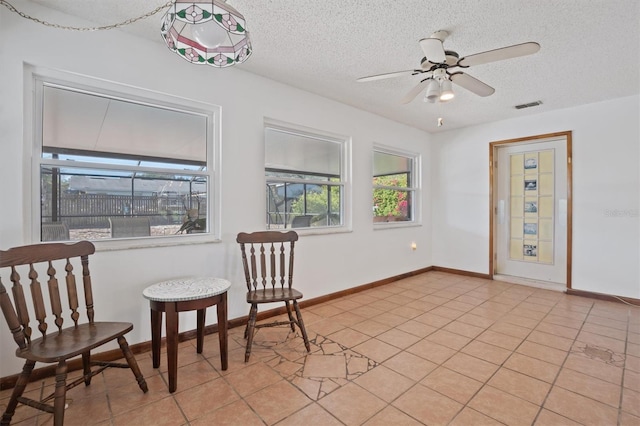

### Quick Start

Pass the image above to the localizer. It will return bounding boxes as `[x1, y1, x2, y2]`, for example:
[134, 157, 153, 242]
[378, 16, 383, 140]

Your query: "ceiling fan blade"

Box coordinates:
[400, 78, 432, 104]
[357, 69, 419, 82]
[450, 72, 495, 97]
[419, 37, 446, 63]
[458, 42, 540, 67]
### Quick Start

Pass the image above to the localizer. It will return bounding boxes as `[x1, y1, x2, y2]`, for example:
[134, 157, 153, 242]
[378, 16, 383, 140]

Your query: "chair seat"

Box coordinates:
[16, 322, 133, 363]
[247, 288, 303, 303]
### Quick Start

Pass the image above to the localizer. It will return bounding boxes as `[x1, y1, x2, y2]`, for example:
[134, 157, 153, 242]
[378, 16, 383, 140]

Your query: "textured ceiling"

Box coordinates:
[22, 0, 640, 133]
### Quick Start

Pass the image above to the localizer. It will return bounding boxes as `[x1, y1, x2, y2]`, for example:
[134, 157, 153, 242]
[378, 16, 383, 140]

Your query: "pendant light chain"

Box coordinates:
[0, 0, 174, 31]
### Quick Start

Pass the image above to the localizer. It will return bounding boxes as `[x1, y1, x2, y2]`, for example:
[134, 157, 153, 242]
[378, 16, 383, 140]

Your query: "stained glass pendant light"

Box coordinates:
[161, 0, 252, 68]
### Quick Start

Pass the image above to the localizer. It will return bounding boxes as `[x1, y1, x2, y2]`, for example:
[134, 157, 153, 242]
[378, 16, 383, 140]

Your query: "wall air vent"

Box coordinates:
[515, 101, 543, 110]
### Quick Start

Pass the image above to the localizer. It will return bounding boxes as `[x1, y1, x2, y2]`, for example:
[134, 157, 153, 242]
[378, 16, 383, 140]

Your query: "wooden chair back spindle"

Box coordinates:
[238, 232, 297, 293]
[9, 267, 31, 344]
[27, 263, 48, 337]
[81, 254, 95, 324]
[65, 258, 80, 326]
[46, 260, 64, 332]
[259, 243, 267, 289]
[0, 278, 27, 349]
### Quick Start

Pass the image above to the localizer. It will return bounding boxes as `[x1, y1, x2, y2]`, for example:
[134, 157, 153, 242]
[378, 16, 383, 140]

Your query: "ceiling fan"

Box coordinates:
[357, 31, 540, 104]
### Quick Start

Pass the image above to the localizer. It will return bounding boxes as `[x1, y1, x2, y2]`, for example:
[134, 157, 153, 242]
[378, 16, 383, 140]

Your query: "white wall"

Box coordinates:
[432, 95, 640, 298]
[0, 2, 433, 376]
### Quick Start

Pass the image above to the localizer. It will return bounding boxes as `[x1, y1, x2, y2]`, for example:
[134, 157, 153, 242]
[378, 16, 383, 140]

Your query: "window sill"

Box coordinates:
[92, 233, 221, 252]
[373, 221, 422, 230]
[273, 226, 353, 237]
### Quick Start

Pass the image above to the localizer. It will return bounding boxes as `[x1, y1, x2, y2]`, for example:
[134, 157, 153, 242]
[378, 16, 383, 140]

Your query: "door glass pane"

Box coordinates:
[509, 150, 554, 264]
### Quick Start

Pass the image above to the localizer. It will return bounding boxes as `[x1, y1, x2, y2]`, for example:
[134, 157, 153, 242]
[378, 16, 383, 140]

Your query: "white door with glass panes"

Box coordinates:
[495, 137, 568, 285]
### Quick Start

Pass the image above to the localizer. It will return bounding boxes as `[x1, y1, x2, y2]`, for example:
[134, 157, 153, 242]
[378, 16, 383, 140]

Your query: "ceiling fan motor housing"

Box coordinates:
[422, 51, 460, 71]
[433, 68, 448, 82]
[430, 30, 449, 42]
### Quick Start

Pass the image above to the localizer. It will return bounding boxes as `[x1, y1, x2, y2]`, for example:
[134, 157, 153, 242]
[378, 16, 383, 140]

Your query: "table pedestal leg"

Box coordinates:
[196, 308, 205, 354]
[151, 309, 162, 368]
[217, 292, 228, 370]
[165, 302, 179, 393]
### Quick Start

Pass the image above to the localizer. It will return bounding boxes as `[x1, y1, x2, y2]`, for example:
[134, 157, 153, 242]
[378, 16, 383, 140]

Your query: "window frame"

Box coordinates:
[27, 67, 222, 249]
[264, 118, 351, 234]
[372, 144, 421, 228]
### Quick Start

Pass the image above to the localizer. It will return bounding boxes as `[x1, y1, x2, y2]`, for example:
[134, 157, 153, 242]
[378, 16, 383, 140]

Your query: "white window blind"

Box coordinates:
[42, 85, 207, 164]
[265, 127, 341, 176]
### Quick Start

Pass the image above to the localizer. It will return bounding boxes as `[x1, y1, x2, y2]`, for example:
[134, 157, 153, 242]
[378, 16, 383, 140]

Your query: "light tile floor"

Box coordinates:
[2, 271, 639, 425]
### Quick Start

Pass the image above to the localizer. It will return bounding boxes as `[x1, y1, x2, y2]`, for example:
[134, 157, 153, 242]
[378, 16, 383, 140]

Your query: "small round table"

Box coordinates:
[142, 277, 231, 393]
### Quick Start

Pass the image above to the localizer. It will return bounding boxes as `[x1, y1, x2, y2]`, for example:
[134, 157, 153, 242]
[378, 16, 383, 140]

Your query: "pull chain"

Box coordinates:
[0, 0, 174, 32]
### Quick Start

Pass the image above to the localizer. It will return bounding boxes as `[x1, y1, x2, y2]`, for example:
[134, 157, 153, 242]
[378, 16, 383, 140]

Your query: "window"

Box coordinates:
[33, 75, 219, 243]
[373, 147, 420, 224]
[265, 121, 349, 230]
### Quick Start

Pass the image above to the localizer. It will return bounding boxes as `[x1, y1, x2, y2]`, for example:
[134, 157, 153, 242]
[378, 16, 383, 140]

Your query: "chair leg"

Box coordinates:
[117, 336, 148, 393]
[293, 300, 310, 352]
[53, 361, 68, 426]
[1, 360, 35, 426]
[82, 352, 92, 386]
[245, 304, 258, 362]
[284, 301, 296, 332]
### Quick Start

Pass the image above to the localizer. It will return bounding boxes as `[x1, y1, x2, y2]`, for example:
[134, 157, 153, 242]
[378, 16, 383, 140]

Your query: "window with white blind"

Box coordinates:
[373, 147, 420, 224]
[265, 121, 349, 230]
[32, 73, 219, 244]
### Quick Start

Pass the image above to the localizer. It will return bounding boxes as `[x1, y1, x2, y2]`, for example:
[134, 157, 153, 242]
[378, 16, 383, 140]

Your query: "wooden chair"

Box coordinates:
[236, 231, 310, 362]
[0, 241, 147, 426]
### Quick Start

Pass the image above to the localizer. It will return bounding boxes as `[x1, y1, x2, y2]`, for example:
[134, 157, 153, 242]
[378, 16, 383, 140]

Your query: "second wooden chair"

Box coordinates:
[236, 231, 311, 362]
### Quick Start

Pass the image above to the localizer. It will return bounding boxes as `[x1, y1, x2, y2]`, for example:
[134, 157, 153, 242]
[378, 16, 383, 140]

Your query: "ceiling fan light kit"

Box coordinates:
[423, 68, 455, 103]
[358, 29, 540, 106]
[439, 79, 455, 101]
[425, 79, 441, 103]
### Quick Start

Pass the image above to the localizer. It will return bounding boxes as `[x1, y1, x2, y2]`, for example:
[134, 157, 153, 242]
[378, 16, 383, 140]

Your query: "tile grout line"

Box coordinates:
[301, 279, 477, 425]
[100, 370, 115, 425]
[341, 279, 465, 425]
[528, 294, 595, 424]
[616, 307, 631, 425]
[213, 333, 335, 426]
[418, 282, 589, 425]
[413, 279, 524, 424]
[363, 279, 532, 424]
[433, 281, 545, 424]
[532, 299, 631, 423]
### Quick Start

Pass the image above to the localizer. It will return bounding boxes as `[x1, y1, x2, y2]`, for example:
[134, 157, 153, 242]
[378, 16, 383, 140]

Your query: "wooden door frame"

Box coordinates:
[489, 131, 573, 289]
